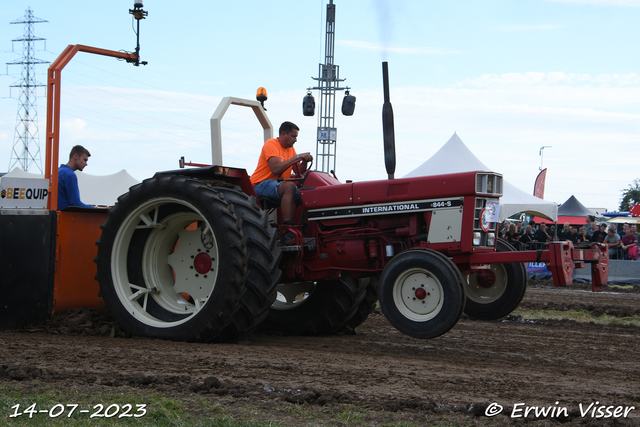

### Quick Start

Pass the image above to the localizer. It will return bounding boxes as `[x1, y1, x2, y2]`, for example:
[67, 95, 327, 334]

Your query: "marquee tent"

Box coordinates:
[558, 195, 593, 217]
[74, 170, 139, 206]
[555, 195, 595, 225]
[1, 168, 139, 207]
[403, 133, 558, 222]
[533, 195, 605, 225]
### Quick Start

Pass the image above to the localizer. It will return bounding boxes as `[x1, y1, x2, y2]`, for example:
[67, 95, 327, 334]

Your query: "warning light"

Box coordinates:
[256, 87, 267, 110]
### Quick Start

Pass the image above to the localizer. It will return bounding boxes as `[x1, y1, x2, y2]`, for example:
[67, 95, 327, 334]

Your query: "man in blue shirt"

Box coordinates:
[58, 145, 93, 210]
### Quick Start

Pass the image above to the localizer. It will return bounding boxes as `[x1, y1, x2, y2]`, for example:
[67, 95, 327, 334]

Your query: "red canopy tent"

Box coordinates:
[532, 195, 593, 226]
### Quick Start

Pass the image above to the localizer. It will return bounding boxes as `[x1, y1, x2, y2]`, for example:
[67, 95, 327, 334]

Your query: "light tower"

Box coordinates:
[7, 8, 49, 173]
[303, 0, 355, 175]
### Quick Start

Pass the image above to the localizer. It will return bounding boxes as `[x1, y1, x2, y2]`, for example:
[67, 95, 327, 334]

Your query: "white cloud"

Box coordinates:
[496, 24, 563, 31]
[337, 40, 463, 55]
[60, 118, 88, 141]
[459, 71, 640, 87]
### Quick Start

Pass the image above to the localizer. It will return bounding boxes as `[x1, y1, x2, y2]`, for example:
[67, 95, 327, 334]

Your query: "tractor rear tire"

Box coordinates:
[211, 186, 281, 342]
[379, 249, 465, 339]
[259, 273, 363, 335]
[339, 277, 379, 334]
[95, 175, 248, 342]
[463, 239, 527, 320]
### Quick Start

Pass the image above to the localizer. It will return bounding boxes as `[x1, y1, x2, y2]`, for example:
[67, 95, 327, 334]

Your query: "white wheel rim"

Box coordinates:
[271, 281, 315, 311]
[465, 264, 507, 304]
[392, 267, 444, 322]
[111, 197, 219, 328]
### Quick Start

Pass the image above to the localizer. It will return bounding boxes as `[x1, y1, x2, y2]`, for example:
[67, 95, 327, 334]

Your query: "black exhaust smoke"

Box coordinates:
[382, 62, 396, 180]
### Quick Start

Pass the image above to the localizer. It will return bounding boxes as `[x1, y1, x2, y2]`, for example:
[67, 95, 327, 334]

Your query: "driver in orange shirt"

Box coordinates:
[250, 121, 313, 241]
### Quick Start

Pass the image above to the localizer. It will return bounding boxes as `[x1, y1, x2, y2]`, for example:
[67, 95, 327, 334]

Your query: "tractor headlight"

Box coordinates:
[473, 232, 481, 246]
[487, 232, 496, 247]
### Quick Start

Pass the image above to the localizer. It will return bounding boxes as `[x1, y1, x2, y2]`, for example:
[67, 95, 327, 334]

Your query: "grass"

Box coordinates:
[278, 402, 321, 421]
[334, 404, 368, 425]
[0, 385, 279, 427]
[381, 422, 419, 427]
[0, 384, 458, 427]
[512, 308, 640, 327]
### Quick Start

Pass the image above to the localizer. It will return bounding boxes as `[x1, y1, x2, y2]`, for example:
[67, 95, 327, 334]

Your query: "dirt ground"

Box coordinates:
[2, 281, 640, 426]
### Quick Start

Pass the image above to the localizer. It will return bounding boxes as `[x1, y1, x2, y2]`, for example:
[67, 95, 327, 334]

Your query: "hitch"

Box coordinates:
[547, 241, 609, 291]
[453, 241, 610, 292]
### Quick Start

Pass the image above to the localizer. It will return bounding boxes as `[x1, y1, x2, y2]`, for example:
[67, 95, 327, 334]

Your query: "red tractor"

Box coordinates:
[91, 140, 608, 342]
[1, 43, 609, 343]
[91, 63, 609, 342]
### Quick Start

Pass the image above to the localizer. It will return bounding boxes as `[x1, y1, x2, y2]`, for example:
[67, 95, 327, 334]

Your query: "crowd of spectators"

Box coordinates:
[498, 216, 638, 260]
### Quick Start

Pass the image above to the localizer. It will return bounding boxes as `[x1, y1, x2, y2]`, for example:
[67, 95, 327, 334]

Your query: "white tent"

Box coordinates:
[1, 168, 41, 179]
[1, 168, 139, 207]
[404, 133, 558, 222]
[75, 170, 139, 206]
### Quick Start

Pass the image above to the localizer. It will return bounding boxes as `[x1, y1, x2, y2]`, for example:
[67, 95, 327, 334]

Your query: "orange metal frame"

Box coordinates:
[44, 45, 138, 313]
[53, 210, 109, 313]
[45, 45, 137, 210]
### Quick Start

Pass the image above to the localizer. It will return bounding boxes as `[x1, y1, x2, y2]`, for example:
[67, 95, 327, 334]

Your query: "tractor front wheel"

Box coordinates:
[379, 249, 465, 339]
[463, 239, 527, 320]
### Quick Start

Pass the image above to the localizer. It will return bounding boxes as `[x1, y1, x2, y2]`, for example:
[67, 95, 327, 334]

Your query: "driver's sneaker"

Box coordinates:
[279, 229, 296, 246]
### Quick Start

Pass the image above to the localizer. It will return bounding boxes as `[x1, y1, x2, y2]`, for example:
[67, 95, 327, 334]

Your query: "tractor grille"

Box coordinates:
[476, 173, 503, 197]
[473, 198, 496, 247]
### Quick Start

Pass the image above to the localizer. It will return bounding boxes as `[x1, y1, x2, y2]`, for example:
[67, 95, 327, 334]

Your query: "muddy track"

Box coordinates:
[1, 282, 639, 426]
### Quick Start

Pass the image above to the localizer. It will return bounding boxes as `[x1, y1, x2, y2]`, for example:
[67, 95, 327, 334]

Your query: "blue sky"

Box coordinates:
[1, 0, 639, 212]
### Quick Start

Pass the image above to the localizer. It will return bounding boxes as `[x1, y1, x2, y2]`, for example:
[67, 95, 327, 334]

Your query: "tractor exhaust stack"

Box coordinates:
[382, 61, 396, 180]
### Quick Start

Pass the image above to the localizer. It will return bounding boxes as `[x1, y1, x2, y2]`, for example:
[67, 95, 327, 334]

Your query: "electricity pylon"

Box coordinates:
[7, 8, 49, 173]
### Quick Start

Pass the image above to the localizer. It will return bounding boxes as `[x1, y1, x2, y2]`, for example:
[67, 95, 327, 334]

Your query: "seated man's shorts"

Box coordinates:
[254, 179, 302, 205]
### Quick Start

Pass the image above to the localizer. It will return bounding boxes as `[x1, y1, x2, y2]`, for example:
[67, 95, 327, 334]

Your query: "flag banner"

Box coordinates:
[533, 168, 547, 199]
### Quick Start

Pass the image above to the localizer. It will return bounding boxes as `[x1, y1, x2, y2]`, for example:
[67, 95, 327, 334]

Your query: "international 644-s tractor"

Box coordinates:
[0, 42, 609, 343]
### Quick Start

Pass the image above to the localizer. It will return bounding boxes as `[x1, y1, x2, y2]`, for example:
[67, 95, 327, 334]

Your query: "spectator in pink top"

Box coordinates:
[621, 228, 638, 260]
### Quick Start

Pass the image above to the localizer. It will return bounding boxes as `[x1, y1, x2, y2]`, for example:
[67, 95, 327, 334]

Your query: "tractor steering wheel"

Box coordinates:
[291, 157, 312, 176]
[292, 158, 313, 188]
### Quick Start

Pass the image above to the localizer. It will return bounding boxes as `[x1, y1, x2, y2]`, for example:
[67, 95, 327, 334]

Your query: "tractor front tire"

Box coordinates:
[379, 249, 465, 339]
[463, 239, 527, 320]
[95, 175, 247, 342]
